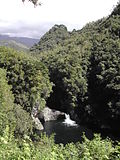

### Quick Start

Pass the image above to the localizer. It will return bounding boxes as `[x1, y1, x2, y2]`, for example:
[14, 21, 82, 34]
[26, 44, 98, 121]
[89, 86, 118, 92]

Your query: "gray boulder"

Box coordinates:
[31, 115, 44, 130]
[31, 103, 44, 130]
[39, 107, 65, 122]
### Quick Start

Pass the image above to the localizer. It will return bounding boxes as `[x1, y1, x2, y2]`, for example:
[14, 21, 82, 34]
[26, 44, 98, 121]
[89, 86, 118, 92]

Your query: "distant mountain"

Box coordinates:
[0, 34, 39, 48]
[0, 40, 29, 52]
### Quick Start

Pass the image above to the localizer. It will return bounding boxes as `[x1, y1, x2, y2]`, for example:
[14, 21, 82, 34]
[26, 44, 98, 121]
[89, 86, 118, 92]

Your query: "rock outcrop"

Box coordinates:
[31, 103, 44, 130]
[31, 115, 44, 130]
[39, 107, 65, 122]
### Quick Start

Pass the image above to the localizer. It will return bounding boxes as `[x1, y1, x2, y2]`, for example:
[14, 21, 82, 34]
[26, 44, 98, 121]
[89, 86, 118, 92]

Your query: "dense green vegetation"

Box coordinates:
[0, 2, 120, 159]
[31, 3, 120, 131]
[0, 68, 15, 135]
[0, 68, 120, 159]
[0, 128, 120, 160]
[0, 46, 52, 136]
[0, 47, 52, 112]
[0, 68, 33, 136]
[30, 24, 70, 52]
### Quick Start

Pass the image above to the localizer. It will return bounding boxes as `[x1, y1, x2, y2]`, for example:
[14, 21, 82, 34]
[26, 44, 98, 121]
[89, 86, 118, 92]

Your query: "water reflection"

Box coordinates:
[43, 120, 93, 144]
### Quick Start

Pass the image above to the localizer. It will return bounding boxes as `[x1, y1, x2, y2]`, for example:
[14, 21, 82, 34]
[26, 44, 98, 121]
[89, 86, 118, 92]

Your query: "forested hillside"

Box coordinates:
[30, 3, 120, 132]
[0, 2, 120, 159]
[30, 24, 70, 52]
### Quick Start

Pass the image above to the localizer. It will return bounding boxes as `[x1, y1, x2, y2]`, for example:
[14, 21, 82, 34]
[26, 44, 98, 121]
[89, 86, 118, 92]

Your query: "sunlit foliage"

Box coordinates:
[0, 47, 52, 112]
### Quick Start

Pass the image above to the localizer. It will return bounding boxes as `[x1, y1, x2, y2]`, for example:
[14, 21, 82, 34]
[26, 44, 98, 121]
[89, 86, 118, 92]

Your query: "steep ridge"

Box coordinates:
[30, 24, 70, 52]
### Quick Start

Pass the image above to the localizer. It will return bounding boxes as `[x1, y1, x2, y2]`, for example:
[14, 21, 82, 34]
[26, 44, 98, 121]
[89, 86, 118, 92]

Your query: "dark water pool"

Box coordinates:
[43, 120, 93, 144]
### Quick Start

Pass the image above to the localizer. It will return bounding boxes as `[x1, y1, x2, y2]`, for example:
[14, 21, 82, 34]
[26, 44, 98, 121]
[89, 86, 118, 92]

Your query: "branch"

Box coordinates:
[22, 0, 41, 6]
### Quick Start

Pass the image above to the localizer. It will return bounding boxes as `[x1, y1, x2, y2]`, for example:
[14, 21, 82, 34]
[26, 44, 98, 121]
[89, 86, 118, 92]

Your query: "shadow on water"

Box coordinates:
[42, 120, 93, 145]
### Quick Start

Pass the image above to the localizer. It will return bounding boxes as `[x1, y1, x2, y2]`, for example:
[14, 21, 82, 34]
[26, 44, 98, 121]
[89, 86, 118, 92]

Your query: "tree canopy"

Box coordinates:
[0, 47, 52, 112]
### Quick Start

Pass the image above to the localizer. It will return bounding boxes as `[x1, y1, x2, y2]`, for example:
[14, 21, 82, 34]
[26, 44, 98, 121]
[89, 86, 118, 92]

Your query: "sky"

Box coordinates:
[0, 0, 118, 39]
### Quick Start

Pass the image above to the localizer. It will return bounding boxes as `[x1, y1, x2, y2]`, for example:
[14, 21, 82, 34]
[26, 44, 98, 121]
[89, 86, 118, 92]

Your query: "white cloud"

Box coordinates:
[0, 0, 118, 38]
